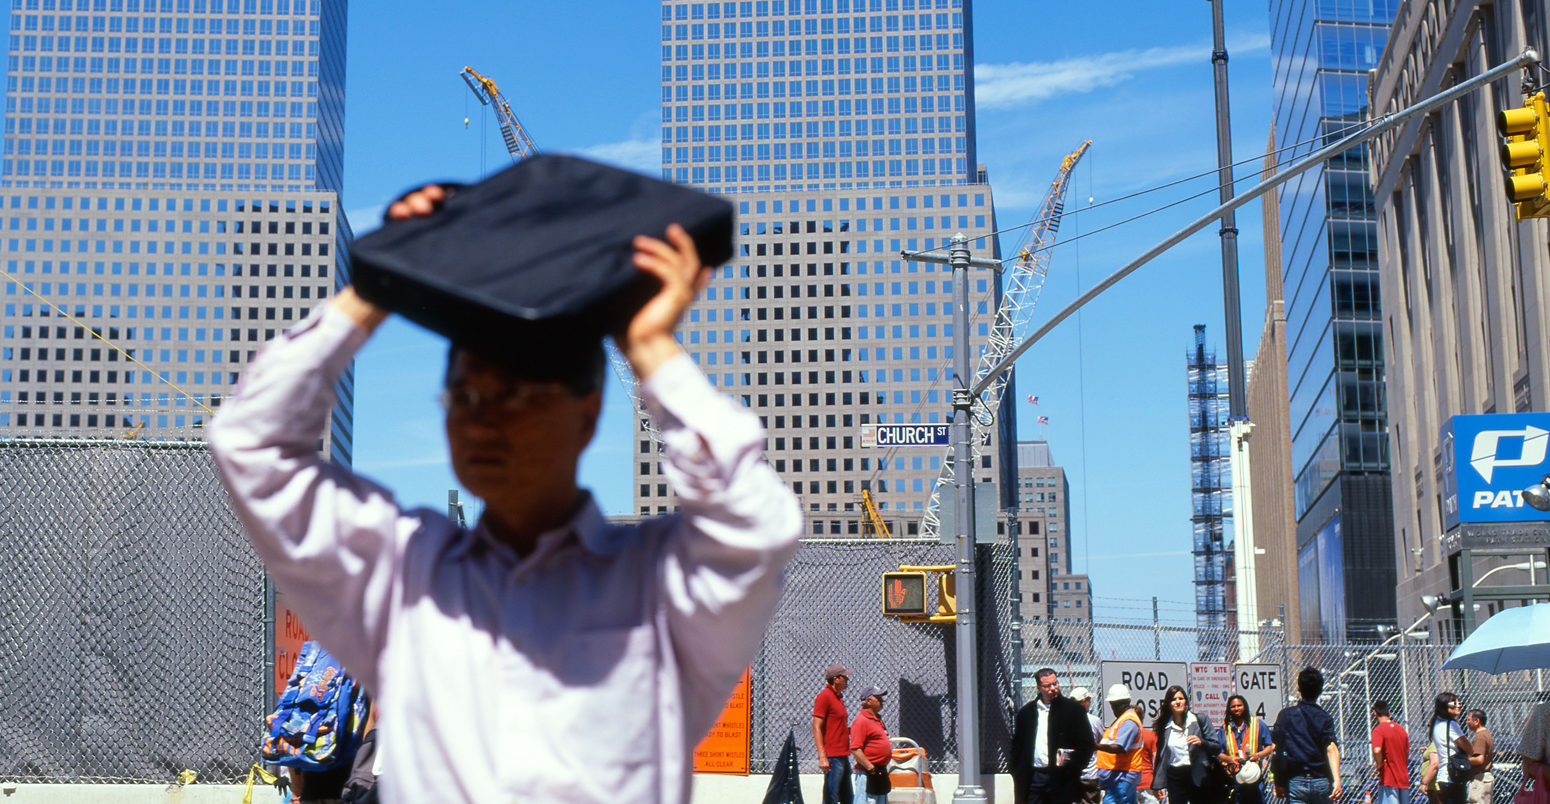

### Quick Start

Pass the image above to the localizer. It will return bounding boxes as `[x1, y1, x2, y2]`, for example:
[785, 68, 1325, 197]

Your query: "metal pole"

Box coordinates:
[1208, 0, 1246, 420]
[966, 49, 1539, 401]
[898, 235, 999, 804]
[1153, 596, 1161, 660]
[948, 233, 988, 803]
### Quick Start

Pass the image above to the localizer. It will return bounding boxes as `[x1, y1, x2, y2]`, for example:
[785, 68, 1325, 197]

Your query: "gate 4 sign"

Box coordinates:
[1099, 660, 1187, 725]
[1233, 664, 1283, 725]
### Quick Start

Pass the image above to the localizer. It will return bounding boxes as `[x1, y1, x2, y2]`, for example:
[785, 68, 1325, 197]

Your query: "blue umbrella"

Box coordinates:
[1441, 603, 1550, 673]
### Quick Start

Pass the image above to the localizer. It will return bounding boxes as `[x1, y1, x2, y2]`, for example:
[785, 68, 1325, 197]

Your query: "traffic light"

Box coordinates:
[882, 572, 927, 616]
[1497, 91, 1550, 219]
[935, 572, 957, 618]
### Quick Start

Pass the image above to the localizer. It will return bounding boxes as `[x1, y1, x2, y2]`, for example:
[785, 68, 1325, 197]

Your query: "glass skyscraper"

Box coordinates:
[647, 0, 1010, 534]
[0, 0, 353, 461]
[1269, 0, 1399, 642]
[1187, 325, 1234, 658]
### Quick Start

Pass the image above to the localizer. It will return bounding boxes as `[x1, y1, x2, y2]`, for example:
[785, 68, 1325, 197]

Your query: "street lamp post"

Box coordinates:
[900, 233, 1000, 804]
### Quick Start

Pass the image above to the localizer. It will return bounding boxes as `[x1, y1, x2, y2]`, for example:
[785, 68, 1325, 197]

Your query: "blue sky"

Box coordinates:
[333, 1, 1281, 626]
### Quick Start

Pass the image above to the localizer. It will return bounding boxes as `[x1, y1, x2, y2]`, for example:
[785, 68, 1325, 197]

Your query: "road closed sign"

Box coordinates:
[1233, 663, 1284, 725]
[1099, 660, 1187, 725]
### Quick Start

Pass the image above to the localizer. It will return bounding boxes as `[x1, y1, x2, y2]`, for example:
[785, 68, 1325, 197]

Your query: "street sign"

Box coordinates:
[1189, 662, 1233, 718]
[1233, 663, 1283, 724]
[1099, 660, 1187, 725]
[861, 423, 951, 448]
[1443, 413, 1550, 529]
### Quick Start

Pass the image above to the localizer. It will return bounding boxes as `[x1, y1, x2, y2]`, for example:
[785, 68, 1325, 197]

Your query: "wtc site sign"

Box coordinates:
[1098, 660, 1282, 726]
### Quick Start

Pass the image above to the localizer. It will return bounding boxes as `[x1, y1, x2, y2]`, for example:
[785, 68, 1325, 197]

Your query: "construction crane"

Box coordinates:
[460, 65, 662, 450]
[861, 487, 892, 539]
[916, 140, 1092, 542]
[460, 66, 538, 163]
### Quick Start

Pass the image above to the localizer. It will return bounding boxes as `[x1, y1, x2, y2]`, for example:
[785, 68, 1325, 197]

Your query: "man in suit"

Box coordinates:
[1012, 668, 1098, 804]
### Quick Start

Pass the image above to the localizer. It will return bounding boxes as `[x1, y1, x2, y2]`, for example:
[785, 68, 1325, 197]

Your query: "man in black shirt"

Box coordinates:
[1271, 667, 1343, 804]
[1012, 668, 1098, 804]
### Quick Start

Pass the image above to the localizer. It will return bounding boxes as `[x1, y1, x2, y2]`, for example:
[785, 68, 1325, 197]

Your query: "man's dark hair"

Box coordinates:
[1297, 666, 1324, 701]
[1468, 708, 1487, 727]
[1372, 700, 1390, 717]
[1035, 667, 1058, 683]
[444, 342, 607, 396]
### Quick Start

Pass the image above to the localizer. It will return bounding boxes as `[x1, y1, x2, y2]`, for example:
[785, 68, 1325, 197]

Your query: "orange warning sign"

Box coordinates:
[274, 593, 312, 694]
[693, 668, 751, 775]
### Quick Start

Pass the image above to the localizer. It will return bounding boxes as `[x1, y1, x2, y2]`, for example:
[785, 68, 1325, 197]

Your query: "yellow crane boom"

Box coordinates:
[461, 65, 538, 162]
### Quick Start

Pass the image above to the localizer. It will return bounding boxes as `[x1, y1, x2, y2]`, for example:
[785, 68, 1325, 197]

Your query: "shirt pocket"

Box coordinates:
[556, 624, 659, 766]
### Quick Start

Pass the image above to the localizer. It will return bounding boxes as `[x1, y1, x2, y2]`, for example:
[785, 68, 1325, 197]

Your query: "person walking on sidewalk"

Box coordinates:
[1429, 693, 1474, 804]
[1270, 668, 1341, 804]
[1095, 684, 1144, 804]
[1136, 703, 1160, 804]
[1220, 695, 1273, 804]
[1370, 700, 1410, 804]
[1012, 669, 1098, 804]
[1463, 709, 1493, 804]
[1150, 685, 1223, 804]
[850, 685, 892, 804]
[1074, 687, 1105, 804]
[813, 663, 853, 804]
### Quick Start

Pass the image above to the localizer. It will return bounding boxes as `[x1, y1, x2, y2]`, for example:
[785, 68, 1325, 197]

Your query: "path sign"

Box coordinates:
[861, 423, 951, 448]
[1189, 662, 1234, 719]
[1099, 660, 1187, 725]
[1233, 663, 1283, 724]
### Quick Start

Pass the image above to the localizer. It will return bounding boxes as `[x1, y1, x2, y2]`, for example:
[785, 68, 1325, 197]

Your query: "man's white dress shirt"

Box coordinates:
[209, 304, 802, 803]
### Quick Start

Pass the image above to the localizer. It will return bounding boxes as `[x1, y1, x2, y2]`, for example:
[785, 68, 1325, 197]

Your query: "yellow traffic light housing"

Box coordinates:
[883, 565, 957, 623]
[882, 572, 927, 617]
[1498, 92, 1550, 219]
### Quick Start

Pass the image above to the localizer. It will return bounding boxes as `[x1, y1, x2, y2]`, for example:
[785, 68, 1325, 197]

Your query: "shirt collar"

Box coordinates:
[448, 492, 612, 564]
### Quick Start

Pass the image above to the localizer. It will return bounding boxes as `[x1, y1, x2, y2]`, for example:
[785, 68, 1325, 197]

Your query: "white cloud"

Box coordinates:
[975, 32, 1271, 111]
[579, 137, 662, 174]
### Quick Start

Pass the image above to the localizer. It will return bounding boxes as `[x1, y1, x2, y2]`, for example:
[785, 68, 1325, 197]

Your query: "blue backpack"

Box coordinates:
[261, 641, 368, 771]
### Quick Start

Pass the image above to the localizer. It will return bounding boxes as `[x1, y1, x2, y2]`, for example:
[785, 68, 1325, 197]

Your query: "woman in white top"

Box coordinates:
[1429, 692, 1476, 804]
[1150, 685, 1224, 804]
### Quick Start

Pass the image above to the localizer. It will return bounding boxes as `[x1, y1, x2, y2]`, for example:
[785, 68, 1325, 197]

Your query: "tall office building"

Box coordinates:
[1268, 0, 1399, 642]
[1369, 0, 1550, 635]
[0, 0, 353, 461]
[648, 0, 1006, 531]
[1187, 325, 1235, 658]
[1246, 131, 1300, 642]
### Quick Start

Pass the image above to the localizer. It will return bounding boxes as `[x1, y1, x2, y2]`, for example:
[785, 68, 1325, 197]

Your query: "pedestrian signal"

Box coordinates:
[882, 572, 927, 617]
[1498, 91, 1550, 219]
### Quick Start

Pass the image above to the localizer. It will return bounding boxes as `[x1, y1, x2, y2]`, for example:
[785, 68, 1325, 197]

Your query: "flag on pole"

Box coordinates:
[1037, 415, 1049, 425]
[1027, 394, 1039, 405]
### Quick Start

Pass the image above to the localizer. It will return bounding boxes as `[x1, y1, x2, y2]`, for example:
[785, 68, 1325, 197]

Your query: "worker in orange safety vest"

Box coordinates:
[1096, 684, 1145, 804]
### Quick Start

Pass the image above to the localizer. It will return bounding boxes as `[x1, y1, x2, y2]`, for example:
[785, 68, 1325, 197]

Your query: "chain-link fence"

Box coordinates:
[1024, 618, 1549, 804]
[750, 538, 1020, 775]
[0, 438, 265, 784]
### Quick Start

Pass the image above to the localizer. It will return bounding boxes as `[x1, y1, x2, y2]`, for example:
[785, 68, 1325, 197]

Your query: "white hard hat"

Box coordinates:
[1106, 683, 1131, 702]
[1070, 686, 1093, 702]
[1235, 760, 1262, 785]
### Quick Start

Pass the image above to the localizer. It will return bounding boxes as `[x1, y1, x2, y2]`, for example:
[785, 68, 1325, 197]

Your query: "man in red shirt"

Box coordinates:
[851, 685, 893, 804]
[1371, 699, 1411, 804]
[812, 663, 852, 804]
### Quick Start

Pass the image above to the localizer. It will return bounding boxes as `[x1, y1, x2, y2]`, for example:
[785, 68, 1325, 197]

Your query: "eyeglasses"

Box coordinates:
[437, 383, 567, 417]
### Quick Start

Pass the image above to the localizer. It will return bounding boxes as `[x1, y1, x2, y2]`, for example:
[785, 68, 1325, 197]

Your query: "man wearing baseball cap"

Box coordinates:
[1096, 684, 1144, 804]
[812, 664, 852, 804]
[1072, 687, 1104, 804]
[851, 685, 893, 804]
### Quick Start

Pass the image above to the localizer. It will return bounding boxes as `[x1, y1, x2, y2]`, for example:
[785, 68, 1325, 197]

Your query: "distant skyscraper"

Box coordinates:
[1012, 440, 1091, 661]
[1268, 0, 1399, 642]
[0, 0, 353, 461]
[1188, 325, 1235, 658]
[648, 0, 1008, 532]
